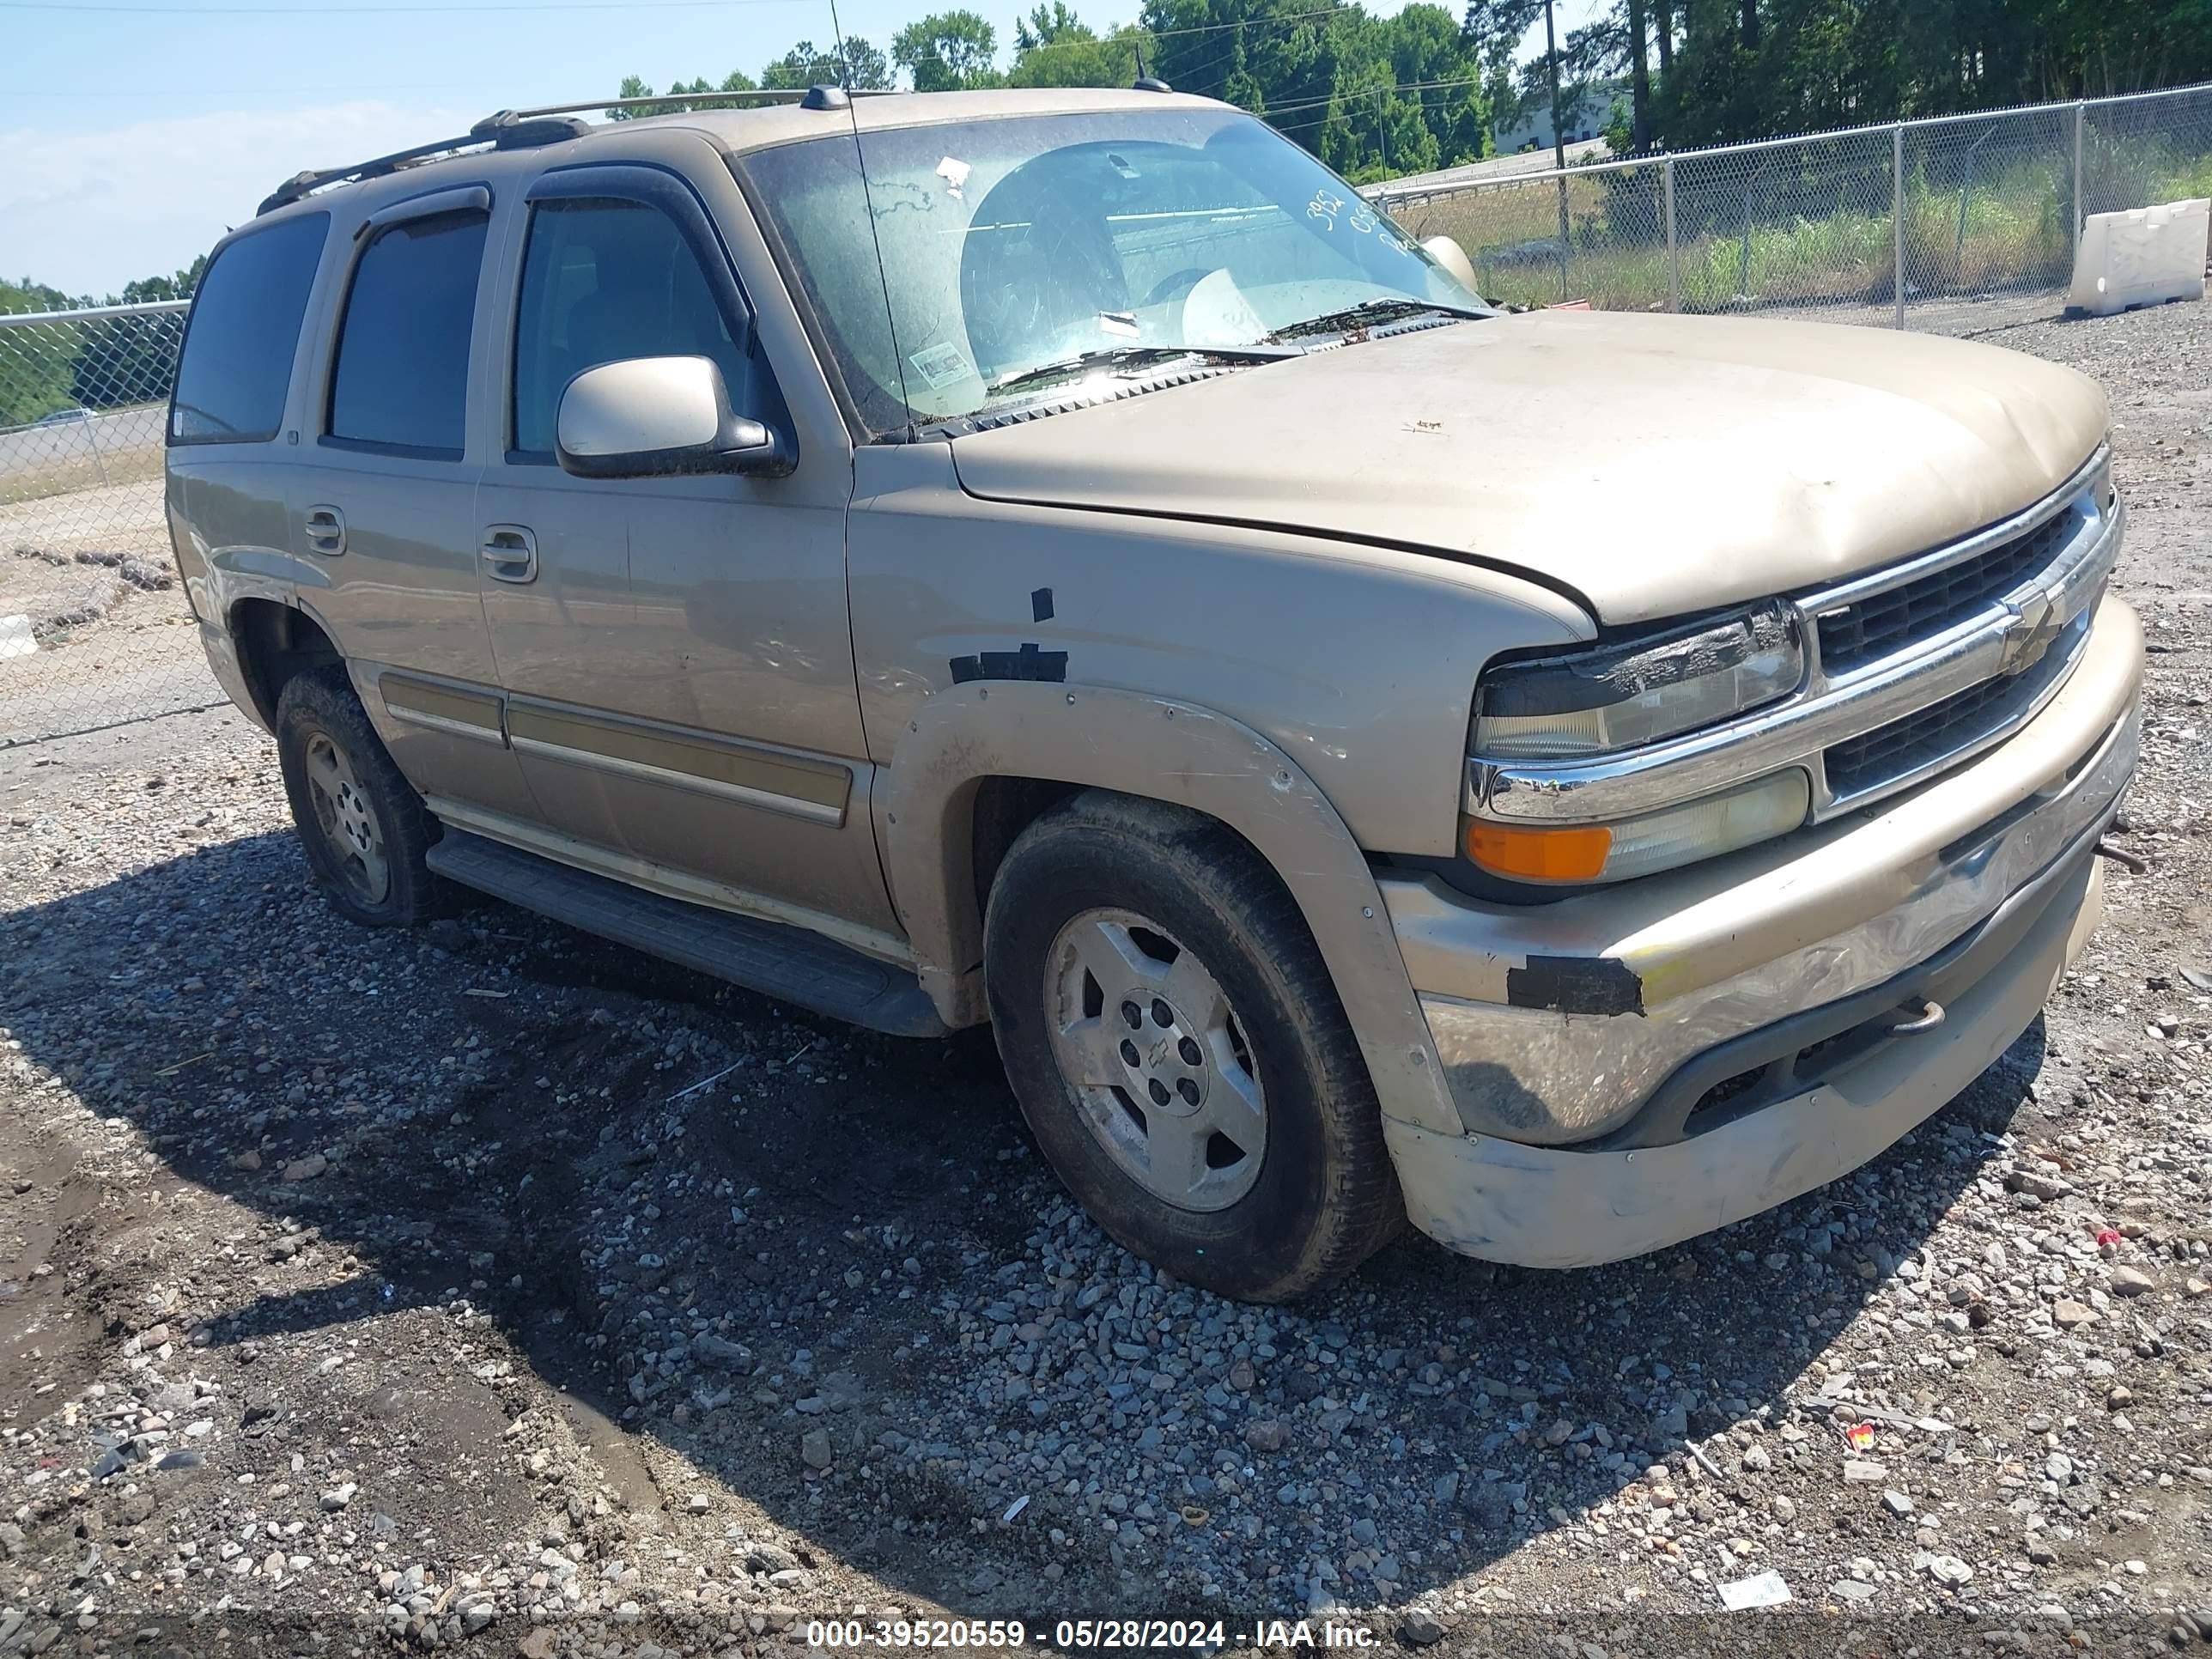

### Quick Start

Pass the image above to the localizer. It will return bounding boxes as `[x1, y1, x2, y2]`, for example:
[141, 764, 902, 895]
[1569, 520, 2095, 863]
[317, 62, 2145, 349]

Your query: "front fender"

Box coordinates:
[878, 681, 1464, 1137]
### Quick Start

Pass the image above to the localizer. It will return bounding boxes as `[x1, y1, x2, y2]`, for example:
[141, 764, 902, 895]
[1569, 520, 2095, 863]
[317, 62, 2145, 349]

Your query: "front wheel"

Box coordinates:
[984, 792, 1401, 1303]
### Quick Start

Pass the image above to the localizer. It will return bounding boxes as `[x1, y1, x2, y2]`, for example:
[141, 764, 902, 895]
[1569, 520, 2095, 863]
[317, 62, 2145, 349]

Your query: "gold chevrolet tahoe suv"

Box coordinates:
[165, 86, 2141, 1303]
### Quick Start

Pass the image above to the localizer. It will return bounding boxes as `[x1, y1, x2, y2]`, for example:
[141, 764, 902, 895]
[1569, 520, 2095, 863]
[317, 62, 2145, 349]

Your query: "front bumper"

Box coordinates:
[1376, 594, 2142, 1266]
[1386, 845, 2103, 1267]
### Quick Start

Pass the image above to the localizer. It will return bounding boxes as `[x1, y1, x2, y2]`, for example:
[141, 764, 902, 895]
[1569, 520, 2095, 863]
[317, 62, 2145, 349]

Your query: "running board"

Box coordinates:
[424, 830, 947, 1039]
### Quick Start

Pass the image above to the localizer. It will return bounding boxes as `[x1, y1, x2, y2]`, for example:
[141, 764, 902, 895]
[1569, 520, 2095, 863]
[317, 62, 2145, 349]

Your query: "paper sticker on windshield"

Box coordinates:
[935, 155, 972, 198]
[908, 342, 973, 391]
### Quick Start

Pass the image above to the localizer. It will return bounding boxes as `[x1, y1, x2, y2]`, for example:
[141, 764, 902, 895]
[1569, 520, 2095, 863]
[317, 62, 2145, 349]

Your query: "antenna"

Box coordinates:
[830, 0, 915, 438]
[1132, 38, 1170, 92]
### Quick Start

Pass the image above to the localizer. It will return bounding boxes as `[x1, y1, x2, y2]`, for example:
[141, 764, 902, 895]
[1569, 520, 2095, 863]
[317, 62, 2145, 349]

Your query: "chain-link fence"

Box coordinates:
[1370, 80, 2212, 333]
[0, 301, 218, 745]
[2, 81, 2209, 747]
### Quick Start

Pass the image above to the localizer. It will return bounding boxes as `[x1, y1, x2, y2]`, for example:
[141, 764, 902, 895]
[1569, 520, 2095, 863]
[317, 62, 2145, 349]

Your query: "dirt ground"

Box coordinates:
[2, 295, 2209, 1659]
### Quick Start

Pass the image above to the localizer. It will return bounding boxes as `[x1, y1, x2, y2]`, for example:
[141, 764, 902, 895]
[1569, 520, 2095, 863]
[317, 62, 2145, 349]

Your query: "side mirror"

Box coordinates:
[1421, 234, 1481, 295]
[556, 356, 790, 480]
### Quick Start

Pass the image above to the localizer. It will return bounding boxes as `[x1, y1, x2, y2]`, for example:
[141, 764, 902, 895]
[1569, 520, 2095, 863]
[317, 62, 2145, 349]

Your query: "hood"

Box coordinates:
[947, 309, 2108, 626]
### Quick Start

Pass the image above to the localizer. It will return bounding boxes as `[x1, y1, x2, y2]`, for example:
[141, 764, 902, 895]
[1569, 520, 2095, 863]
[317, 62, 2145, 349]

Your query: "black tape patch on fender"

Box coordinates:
[949, 643, 1069, 684]
[1505, 955, 1645, 1017]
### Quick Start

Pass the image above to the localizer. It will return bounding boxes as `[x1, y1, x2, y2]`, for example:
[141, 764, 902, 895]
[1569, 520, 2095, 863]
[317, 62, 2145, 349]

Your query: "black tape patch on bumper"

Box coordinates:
[1506, 954, 1644, 1017]
[950, 643, 1069, 684]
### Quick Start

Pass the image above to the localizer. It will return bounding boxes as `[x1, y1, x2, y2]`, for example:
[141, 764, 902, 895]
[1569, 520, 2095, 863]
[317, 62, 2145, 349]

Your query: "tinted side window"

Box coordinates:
[327, 210, 489, 456]
[169, 212, 329, 444]
[511, 198, 748, 456]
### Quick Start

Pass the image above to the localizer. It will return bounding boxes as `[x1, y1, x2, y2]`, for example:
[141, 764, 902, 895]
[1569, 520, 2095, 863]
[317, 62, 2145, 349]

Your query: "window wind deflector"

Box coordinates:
[988, 343, 1296, 397]
[1261, 295, 1487, 344]
[360, 184, 493, 237]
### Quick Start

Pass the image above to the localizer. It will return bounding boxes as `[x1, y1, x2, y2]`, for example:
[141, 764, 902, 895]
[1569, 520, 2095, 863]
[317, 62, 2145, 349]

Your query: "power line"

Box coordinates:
[1024, 3, 1351, 57]
[1261, 70, 1484, 117]
[1158, 9, 1361, 104]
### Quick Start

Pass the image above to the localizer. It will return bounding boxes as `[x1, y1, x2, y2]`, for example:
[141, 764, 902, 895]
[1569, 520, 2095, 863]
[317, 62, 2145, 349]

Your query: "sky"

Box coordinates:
[0, 0, 1604, 299]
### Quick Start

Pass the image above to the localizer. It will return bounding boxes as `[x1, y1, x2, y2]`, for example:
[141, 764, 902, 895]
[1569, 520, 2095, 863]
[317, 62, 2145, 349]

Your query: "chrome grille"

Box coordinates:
[1824, 607, 2087, 799]
[1813, 509, 2073, 674]
[1826, 672, 2023, 797]
[1465, 447, 2121, 837]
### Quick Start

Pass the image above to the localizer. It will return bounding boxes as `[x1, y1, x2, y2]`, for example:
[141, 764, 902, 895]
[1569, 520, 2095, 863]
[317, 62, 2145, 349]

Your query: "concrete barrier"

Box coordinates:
[2067, 198, 2210, 317]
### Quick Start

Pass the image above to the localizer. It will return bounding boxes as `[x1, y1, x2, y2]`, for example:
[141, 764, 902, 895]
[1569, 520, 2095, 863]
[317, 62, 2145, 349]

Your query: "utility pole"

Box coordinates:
[1626, 0, 1650, 152]
[1544, 0, 1571, 295]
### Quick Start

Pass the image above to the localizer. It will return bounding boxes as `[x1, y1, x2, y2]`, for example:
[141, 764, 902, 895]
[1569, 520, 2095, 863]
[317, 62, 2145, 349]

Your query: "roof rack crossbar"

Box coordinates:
[257, 110, 590, 216]
[511, 87, 898, 121]
[256, 82, 904, 216]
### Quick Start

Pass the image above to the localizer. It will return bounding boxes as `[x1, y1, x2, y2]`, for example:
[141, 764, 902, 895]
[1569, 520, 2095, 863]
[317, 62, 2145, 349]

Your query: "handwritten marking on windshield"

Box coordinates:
[1306, 187, 1346, 229]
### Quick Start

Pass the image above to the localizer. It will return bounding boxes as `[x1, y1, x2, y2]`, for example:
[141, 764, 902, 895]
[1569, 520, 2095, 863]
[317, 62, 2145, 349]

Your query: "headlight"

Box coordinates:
[1474, 602, 1804, 760]
[1464, 769, 1811, 884]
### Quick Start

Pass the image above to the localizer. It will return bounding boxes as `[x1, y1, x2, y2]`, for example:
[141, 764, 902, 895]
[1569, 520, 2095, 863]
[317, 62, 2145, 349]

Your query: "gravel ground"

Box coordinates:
[2, 296, 2209, 1659]
[1, 471, 211, 749]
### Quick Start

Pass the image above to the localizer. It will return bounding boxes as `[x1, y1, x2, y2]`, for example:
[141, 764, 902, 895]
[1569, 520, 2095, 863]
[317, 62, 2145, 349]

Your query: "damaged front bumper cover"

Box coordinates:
[1373, 596, 2141, 1267]
[1384, 844, 2104, 1268]
[1383, 596, 2141, 1147]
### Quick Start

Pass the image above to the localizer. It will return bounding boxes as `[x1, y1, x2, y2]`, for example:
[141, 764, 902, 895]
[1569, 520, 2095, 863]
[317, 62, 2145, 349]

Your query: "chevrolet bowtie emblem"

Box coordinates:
[2002, 589, 2067, 675]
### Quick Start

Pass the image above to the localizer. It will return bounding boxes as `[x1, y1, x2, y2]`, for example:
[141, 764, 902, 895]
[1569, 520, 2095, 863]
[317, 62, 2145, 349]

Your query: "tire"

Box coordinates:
[984, 791, 1402, 1303]
[274, 665, 456, 928]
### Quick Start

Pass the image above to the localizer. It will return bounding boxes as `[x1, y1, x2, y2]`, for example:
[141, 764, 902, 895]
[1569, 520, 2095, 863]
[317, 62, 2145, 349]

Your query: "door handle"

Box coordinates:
[480, 524, 538, 584]
[304, 504, 346, 557]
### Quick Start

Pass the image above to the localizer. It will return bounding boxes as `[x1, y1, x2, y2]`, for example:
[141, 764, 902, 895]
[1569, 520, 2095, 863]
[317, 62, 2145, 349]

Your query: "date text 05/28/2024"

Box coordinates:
[806, 1618, 1383, 1649]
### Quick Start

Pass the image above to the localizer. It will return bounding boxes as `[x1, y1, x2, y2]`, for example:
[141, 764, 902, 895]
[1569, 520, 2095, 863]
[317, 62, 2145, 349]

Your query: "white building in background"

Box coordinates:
[1494, 83, 1623, 152]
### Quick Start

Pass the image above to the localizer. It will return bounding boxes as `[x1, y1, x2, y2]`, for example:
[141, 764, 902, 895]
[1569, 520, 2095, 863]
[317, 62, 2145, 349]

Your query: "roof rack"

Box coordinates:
[256, 88, 890, 216]
[509, 86, 898, 121]
[257, 110, 590, 216]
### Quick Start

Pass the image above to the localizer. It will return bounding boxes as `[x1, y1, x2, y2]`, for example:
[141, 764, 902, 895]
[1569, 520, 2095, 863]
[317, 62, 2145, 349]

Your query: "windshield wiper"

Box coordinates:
[988, 343, 1296, 396]
[1261, 296, 1486, 345]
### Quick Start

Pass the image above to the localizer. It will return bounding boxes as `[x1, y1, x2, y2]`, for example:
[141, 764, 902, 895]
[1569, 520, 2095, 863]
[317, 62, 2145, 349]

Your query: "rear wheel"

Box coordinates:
[985, 792, 1401, 1303]
[275, 666, 455, 927]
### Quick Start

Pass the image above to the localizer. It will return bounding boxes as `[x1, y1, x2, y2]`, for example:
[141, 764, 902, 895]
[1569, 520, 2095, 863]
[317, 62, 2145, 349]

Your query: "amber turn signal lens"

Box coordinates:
[1463, 820, 1613, 882]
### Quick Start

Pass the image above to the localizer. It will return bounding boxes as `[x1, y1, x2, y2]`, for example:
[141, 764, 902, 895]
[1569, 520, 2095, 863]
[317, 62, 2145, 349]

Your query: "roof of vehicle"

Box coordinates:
[671, 87, 1223, 154]
[252, 86, 1224, 218]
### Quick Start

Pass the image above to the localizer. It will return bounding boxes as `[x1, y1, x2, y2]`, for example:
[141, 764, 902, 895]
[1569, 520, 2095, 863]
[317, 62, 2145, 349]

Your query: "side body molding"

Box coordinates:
[878, 681, 1464, 1138]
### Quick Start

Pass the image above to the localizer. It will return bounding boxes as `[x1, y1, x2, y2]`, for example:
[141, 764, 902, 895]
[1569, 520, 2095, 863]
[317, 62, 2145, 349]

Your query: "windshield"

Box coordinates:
[734, 106, 1481, 434]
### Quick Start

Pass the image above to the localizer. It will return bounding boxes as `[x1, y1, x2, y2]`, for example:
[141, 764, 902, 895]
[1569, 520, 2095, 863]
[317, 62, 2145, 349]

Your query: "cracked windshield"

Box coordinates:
[738, 104, 1480, 429]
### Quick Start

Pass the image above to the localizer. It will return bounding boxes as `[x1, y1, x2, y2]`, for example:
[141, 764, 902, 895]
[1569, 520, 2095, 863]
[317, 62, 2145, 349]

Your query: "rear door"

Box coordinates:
[287, 183, 537, 822]
[473, 155, 894, 940]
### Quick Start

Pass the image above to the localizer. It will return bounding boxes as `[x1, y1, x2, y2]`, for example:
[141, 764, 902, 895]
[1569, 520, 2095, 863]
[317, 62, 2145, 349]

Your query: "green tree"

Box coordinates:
[760, 36, 892, 89]
[892, 10, 1005, 90]
[1627, 0, 2212, 150]
[0, 276, 76, 315]
[1142, 0, 1486, 179]
[63, 257, 210, 411]
[1009, 4, 1153, 86]
[0, 276, 82, 428]
[1016, 0, 1087, 47]
[760, 43, 833, 88]
[107, 256, 206, 308]
[606, 69, 761, 120]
